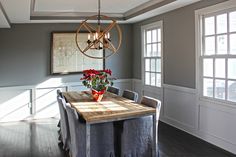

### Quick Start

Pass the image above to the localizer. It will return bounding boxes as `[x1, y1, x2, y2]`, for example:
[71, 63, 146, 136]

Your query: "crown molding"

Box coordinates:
[29, 0, 173, 22]
[124, 0, 173, 19]
[30, 11, 124, 21]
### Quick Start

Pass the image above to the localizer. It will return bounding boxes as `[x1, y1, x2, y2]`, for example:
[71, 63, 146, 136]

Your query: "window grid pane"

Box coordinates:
[145, 59, 150, 71]
[205, 16, 215, 35]
[216, 14, 227, 34]
[156, 73, 161, 87]
[230, 11, 236, 32]
[230, 34, 236, 54]
[204, 36, 215, 55]
[203, 78, 213, 97]
[151, 59, 156, 72]
[215, 79, 226, 100]
[228, 58, 236, 79]
[145, 72, 150, 85]
[203, 58, 213, 77]
[147, 31, 152, 44]
[151, 73, 156, 86]
[228, 80, 236, 102]
[217, 35, 227, 54]
[215, 58, 225, 78]
[146, 44, 152, 57]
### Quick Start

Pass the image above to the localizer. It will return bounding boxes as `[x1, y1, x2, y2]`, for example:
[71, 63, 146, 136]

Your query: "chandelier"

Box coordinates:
[75, 0, 122, 59]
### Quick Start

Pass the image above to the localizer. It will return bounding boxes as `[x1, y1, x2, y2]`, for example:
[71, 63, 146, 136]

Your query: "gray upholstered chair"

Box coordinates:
[122, 90, 139, 102]
[66, 105, 115, 157]
[120, 96, 161, 157]
[107, 86, 120, 95]
[56, 89, 62, 143]
[57, 89, 63, 98]
[57, 89, 62, 128]
[57, 96, 71, 151]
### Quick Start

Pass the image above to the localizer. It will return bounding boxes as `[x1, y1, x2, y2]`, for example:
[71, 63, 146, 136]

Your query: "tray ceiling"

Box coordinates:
[0, 0, 201, 28]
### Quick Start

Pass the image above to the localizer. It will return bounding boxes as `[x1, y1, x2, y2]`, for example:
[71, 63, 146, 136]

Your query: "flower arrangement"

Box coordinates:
[80, 69, 114, 92]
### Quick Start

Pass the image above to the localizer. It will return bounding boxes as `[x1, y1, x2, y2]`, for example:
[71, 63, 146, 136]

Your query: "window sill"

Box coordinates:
[199, 96, 236, 109]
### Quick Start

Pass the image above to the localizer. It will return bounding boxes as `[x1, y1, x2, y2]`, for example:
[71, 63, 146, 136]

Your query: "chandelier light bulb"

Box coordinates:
[88, 34, 91, 40]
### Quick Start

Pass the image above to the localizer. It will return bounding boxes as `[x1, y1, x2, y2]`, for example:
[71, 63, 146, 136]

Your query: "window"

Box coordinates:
[142, 21, 163, 87]
[200, 8, 236, 103]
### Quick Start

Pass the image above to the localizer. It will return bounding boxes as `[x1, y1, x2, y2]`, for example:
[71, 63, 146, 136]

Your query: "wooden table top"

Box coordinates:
[63, 91, 156, 124]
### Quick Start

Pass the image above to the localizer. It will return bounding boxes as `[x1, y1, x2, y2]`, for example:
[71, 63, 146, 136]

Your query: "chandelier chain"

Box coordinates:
[98, 0, 101, 25]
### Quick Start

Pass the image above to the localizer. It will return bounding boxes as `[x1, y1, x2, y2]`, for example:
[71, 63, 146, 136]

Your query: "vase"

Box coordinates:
[91, 89, 105, 102]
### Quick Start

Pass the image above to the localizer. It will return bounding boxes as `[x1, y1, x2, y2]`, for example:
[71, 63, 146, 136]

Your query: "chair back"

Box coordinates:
[141, 96, 161, 121]
[107, 86, 120, 95]
[122, 90, 138, 102]
[141, 96, 161, 109]
[57, 96, 71, 150]
[57, 89, 63, 98]
[66, 105, 86, 157]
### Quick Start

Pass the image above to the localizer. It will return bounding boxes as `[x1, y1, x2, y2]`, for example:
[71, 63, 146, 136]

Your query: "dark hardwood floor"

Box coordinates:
[0, 119, 234, 157]
[158, 122, 235, 157]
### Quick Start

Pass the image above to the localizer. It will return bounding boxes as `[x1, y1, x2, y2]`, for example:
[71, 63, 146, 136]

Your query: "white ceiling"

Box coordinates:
[0, 0, 201, 28]
[34, 0, 151, 13]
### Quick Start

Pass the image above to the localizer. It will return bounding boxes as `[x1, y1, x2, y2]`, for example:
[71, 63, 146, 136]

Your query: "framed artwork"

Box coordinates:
[51, 32, 105, 74]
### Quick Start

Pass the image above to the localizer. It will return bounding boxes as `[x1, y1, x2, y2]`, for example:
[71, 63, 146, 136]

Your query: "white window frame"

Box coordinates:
[141, 21, 163, 91]
[195, 0, 236, 105]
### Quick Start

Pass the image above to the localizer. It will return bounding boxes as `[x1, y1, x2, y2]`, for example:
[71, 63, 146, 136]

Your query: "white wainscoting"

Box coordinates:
[0, 79, 132, 123]
[132, 79, 236, 154]
[1, 78, 235, 154]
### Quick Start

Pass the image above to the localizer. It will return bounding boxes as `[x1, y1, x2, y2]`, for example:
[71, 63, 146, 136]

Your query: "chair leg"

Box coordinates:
[68, 150, 72, 157]
[110, 152, 114, 157]
[58, 134, 62, 143]
[57, 120, 61, 127]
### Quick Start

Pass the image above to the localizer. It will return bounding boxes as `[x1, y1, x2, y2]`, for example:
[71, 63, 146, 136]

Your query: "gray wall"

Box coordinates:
[0, 23, 133, 87]
[0, 0, 229, 88]
[132, 0, 227, 88]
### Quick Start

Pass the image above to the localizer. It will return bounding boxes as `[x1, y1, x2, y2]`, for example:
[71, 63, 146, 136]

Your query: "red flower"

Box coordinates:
[99, 75, 105, 79]
[103, 69, 112, 75]
[83, 69, 100, 75]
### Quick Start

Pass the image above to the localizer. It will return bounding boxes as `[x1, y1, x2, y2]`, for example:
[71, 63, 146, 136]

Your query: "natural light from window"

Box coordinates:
[202, 10, 236, 103]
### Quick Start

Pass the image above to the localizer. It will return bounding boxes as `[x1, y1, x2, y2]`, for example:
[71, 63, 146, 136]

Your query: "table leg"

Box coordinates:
[152, 114, 157, 157]
[86, 124, 91, 157]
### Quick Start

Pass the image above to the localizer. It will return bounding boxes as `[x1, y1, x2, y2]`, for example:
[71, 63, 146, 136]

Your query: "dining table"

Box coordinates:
[63, 91, 157, 157]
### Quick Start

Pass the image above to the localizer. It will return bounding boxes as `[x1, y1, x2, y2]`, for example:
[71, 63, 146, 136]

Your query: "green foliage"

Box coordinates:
[81, 69, 114, 91]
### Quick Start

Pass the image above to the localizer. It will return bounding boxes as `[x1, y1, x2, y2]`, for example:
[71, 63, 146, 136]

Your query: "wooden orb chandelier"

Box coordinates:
[75, 0, 122, 59]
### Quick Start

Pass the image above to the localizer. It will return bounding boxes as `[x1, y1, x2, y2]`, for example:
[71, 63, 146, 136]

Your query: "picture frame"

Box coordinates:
[50, 32, 105, 75]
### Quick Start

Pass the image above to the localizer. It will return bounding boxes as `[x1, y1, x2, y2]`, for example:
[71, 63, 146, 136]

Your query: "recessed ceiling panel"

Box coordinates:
[34, 0, 151, 13]
[0, 8, 10, 28]
[0, 1, 10, 28]
[0, 0, 30, 23]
